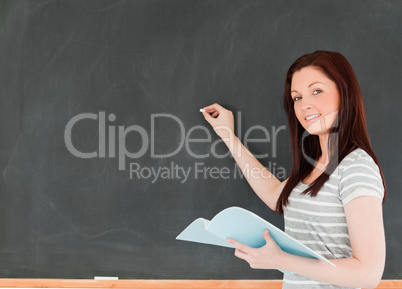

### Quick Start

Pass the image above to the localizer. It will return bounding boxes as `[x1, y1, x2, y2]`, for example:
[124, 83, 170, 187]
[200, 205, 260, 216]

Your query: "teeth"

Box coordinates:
[306, 114, 320, 120]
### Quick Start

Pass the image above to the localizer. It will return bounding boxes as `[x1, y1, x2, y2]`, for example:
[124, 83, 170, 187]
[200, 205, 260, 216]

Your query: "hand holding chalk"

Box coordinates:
[200, 103, 235, 140]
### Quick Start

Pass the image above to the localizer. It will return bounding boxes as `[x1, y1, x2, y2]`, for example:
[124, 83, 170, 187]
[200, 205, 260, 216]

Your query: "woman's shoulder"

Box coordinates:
[331, 148, 380, 180]
[335, 148, 384, 204]
[338, 148, 377, 168]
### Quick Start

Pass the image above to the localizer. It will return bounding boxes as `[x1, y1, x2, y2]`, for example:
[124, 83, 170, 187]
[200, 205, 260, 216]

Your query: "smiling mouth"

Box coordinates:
[305, 114, 321, 121]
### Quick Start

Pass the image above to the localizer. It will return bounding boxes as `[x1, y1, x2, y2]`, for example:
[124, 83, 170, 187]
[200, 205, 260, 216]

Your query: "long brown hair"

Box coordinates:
[276, 51, 387, 214]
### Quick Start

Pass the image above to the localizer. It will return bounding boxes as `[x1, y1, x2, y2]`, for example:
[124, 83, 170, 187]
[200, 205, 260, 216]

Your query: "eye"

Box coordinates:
[313, 89, 322, 95]
[293, 96, 301, 102]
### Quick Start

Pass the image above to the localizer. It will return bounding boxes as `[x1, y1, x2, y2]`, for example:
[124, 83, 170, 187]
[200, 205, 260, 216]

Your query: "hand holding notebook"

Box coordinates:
[176, 207, 335, 274]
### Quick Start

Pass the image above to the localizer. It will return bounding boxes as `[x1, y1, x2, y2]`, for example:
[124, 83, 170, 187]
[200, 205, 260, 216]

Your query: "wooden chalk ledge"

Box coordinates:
[0, 279, 401, 288]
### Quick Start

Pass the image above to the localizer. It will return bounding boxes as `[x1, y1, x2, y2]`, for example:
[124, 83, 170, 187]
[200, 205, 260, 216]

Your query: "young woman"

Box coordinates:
[201, 51, 386, 289]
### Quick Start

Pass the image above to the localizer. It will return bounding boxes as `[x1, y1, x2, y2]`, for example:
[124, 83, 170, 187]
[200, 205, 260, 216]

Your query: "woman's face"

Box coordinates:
[291, 66, 340, 135]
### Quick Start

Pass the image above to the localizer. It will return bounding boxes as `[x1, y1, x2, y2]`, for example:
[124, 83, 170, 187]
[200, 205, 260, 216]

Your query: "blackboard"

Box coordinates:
[0, 0, 401, 280]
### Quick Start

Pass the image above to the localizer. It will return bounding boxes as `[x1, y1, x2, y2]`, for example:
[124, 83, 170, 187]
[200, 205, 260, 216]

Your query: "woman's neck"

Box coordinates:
[316, 134, 330, 171]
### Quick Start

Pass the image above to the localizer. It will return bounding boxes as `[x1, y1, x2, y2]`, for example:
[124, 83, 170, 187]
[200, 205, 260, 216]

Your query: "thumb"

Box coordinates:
[264, 229, 273, 243]
[202, 111, 216, 125]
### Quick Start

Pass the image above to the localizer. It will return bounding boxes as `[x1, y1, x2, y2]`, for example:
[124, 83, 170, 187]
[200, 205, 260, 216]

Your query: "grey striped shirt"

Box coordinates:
[282, 148, 385, 289]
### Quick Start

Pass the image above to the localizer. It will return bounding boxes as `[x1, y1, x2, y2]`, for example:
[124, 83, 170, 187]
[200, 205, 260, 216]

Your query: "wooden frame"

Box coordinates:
[0, 280, 401, 288]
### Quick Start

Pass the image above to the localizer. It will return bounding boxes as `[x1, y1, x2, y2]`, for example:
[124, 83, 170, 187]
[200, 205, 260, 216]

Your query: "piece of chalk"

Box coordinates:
[94, 276, 119, 280]
[199, 108, 205, 112]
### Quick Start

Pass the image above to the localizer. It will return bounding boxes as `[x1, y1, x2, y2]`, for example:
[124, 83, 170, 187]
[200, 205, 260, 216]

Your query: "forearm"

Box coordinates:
[223, 135, 281, 210]
[279, 252, 383, 288]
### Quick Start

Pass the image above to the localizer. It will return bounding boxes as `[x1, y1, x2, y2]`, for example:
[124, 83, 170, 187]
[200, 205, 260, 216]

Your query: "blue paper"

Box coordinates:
[176, 207, 335, 273]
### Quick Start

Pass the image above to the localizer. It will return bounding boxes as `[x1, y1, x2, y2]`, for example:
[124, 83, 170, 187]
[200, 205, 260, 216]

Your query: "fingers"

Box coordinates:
[227, 231, 279, 270]
[227, 238, 250, 254]
[200, 104, 221, 126]
[203, 109, 219, 119]
[227, 238, 251, 262]
[201, 103, 235, 139]
[264, 229, 271, 241]
[202, 110, 219, 119]
[201, 103, 225, 118]
[211, 111, 219, 118]
[201, 111, 216, 127]
[234, 248, 249, 261]
[203, 103, 223, 111]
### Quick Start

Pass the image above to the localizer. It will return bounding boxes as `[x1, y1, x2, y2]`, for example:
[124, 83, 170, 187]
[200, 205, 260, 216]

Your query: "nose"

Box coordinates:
[299, 94, 313, 111]
[301, 101, 312, 111]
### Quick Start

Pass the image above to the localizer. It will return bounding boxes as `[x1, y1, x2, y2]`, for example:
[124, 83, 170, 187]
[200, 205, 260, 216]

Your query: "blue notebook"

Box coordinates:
[176, 206, 335, 273]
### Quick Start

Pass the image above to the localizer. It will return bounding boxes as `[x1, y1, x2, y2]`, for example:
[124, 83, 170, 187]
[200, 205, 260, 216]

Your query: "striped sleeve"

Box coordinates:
[339, 151, 385, 206]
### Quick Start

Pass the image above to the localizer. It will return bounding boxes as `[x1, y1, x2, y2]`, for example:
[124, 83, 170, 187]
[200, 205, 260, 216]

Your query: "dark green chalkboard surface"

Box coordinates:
[0, 0, 401, 280]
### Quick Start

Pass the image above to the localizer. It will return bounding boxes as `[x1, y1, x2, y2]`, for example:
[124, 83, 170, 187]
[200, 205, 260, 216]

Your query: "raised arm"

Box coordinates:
[201, 103, 285, 211]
